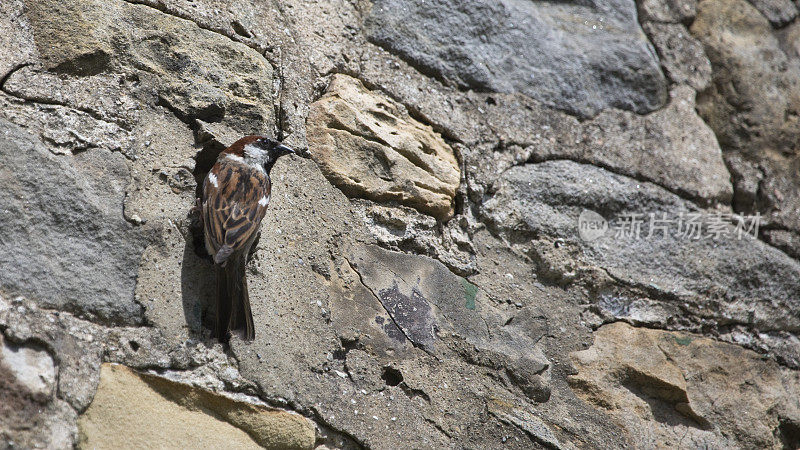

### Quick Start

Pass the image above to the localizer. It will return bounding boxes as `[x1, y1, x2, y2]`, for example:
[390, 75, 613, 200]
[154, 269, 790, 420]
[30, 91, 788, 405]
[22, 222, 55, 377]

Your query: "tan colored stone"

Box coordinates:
[691, 0, 800, 246]
[24, 0, 275, 134]
[307, 74, 460, 220]
[78, 364, 315, 450]
[569, 322, 800, 449]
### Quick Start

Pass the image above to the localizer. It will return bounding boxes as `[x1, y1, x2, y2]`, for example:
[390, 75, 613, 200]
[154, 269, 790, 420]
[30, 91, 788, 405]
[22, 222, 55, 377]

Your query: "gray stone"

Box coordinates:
[488, 402, 565, 450]
[0, 119, 147, 324]
[643, 22, 713, 91]
[347, 244, 491, 354]
[0, 0, 36, 80]
[466, 86, 732, 206]
[747, 0, 798, 26]
[351, 201, 476, 276]
[482, 160, 800, 367]
[25, 0, 275, 135]
[638, 0, 697, 22]
[366, 0, 667, 117]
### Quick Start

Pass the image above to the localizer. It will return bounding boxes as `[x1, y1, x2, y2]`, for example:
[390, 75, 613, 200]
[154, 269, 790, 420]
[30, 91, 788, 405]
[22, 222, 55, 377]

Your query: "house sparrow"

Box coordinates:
[201, 135, 294, 341]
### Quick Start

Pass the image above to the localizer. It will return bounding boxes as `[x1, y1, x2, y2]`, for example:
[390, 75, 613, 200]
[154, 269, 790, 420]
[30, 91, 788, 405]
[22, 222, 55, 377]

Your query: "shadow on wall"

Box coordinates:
[180, 215, 217, 338]
[179, 136, 228, 337]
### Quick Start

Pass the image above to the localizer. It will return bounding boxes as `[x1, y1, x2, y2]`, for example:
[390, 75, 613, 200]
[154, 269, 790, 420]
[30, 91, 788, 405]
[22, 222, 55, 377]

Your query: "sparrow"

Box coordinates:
[200, 135, 294, 341]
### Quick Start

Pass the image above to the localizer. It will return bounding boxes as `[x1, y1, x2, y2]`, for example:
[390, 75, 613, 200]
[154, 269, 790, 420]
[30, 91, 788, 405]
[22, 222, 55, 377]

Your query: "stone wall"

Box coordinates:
[1, 0, 798, 448]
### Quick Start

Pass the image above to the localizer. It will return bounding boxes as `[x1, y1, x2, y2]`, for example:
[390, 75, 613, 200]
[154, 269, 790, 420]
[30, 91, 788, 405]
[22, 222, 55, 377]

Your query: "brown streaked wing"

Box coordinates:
[203, 158, 271, 256]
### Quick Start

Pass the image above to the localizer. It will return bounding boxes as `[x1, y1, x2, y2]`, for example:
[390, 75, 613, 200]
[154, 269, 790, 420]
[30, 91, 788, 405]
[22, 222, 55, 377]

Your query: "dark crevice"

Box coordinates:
[0, 63, 31, 91]
[398, 381, 431, 403]
[273, 47, 286, 142]
[620, 372, 711, 430]
[230, 21, 252, 38]
[333, 336, 361, 361]
[777, 417, 800, 450]
[381, 366, 403, 386]
[424, 417, 452, 439]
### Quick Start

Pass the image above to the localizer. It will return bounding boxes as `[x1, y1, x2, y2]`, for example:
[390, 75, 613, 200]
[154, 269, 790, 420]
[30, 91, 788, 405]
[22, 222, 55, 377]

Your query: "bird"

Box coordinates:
[199, 135, 294, 341]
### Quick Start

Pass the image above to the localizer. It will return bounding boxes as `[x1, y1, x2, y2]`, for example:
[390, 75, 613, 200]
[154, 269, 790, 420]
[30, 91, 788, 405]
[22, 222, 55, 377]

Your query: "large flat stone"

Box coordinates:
[366, 0, 667, 117]
[0, 119, 146, 324]
[25, 0, 275, 134]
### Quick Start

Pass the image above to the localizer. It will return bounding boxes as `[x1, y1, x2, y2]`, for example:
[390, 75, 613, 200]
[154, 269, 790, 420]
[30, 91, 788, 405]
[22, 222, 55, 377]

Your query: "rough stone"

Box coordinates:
[0, 0, 37, 80]
[467, 86, 732, 205]
[307, 74, 460, 220]
[572, 86, 730, 204]
[747, 0, 799, 26]
[351, 201, 476, 275]
[643, 22, 713, 91]
[692, 0, 800, 252]
[569, 322, 800, 449]
[347, 243, 489, 353]
[482, 160, 800, 367]
[692, 0, 800, 156]
[25, 0, 275, 135]
[0, 334, 56, 399]
[78, 364, 316, 450]
[0, 119, 147, 324]
[637, 0, 698, 22]
[366, 0, 667, 118]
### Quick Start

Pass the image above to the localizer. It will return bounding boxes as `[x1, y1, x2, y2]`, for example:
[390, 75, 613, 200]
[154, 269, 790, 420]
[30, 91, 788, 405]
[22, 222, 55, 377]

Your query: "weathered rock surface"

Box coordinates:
[570, 322, 800, 449]
[692, 0, 800, 156]
[366, 0, 668, 118]
[25, 0, 275, 135]
[78, 364, 316, 449]
[0, 334, 56, 399]
[0, 119, 147, 324]
[307, 74, 460, 220]
[560, 86, 730, 204]
[482, 160, 800, 367]
[1, 0, 798, 448]
[692, 0, 800, 255]
[637, 0, 697, 23]
[643, 22, 713, 91]
[461, 85, 731, 206]
[747, 0, 799, 26]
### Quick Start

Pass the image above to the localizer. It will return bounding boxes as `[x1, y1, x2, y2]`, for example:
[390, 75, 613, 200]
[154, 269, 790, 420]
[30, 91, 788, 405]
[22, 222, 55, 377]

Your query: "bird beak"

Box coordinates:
[275, 144, 295, 155]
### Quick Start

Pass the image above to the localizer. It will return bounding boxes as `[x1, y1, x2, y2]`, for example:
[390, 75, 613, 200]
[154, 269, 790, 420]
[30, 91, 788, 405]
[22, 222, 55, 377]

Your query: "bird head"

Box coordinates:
[225, 135, 295, 173]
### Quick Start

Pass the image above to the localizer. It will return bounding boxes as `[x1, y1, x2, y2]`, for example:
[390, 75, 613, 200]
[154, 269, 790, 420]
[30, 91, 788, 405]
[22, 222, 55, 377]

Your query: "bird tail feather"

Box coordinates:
[214, 258, 255, 341]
